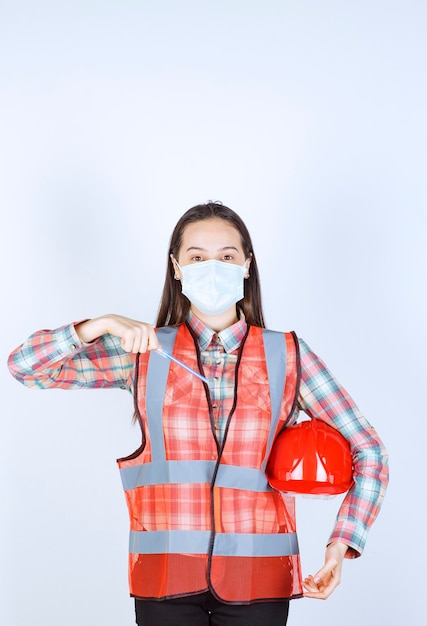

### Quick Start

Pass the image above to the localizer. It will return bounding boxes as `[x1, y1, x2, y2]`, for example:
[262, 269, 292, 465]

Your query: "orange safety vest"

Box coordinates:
[117, 323, 303, 603]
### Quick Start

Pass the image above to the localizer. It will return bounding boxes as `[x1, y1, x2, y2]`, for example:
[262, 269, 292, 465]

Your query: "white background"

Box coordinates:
[1, 1, 426, 625]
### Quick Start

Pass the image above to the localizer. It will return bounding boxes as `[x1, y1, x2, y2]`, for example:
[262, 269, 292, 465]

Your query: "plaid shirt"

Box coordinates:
[8, 313, 389, 558]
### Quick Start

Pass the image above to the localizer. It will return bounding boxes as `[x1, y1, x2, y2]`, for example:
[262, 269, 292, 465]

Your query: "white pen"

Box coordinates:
[156, 348, 209, 384]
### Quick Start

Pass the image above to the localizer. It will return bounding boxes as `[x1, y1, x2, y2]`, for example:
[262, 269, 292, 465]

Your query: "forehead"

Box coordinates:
[180, 218, 242, 250]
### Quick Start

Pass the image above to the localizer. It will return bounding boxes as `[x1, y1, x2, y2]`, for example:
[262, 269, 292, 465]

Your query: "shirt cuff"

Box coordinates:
[328, 519, 368, 559]
[54, 321, 92, 355]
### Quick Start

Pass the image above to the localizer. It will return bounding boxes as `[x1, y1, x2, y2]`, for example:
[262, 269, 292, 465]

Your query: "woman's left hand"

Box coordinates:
[302, 541, 348, 599]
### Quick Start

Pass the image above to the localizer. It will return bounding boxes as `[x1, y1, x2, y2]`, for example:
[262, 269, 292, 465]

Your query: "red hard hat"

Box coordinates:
[266, 419, 354, 495]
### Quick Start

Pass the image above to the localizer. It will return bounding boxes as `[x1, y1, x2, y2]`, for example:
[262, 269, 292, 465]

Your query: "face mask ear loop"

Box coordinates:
[171, 256, 182, 281]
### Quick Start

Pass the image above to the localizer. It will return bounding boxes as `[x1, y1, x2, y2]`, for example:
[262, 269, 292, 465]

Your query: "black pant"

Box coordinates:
[135, 592, 289, 626]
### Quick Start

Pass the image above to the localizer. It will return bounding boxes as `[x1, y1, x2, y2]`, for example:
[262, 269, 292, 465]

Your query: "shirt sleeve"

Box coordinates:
[297, 337, 389, 558]
[7, 322, 135, 391]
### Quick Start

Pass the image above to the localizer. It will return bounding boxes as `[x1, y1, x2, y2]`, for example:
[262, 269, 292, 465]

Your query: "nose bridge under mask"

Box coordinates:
[202, 260, 220, 292]
[178, 258, 246, 276]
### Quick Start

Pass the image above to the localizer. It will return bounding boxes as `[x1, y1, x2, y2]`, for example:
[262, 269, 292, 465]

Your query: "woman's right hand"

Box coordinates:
[75, 314, 160, 353]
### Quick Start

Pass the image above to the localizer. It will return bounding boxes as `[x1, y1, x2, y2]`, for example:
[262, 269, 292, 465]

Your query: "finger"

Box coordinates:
[121, 333, 136, 353]
[303, 583, 336, 600]
[123, 328, 148, 353]
[303, 590, 327, 600]
[134, 337, 147, 354]
[303, 568, 339, 600]
[147, 330, 161, 351]
[137, 326, 160, 353]
[135, 329, 151, 353]
[303, 580, 329, 600]
[133, 325, 160, 353]
[302, 575, 318, 592]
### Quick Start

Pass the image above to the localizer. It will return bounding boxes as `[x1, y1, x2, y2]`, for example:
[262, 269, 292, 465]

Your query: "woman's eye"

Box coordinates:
[222, 255, 233, 261]
[191, 256, 203, 262]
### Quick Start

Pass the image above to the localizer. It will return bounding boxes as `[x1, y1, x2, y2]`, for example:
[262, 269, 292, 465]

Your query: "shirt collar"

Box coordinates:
[187, 310, 248, 353]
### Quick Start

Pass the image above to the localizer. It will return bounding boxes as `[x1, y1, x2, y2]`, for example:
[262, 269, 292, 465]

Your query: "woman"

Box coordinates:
[8, 202, 389, 626]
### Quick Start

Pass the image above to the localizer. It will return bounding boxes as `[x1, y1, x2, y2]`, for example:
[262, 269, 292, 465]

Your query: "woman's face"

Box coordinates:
[173, 218, 250, 275]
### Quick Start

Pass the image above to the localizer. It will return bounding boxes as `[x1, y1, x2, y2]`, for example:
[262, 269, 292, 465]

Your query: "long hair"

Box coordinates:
[156, 201, 266, 327]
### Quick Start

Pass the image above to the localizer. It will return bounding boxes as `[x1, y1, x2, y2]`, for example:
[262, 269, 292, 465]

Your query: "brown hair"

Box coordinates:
[156, 201, 266, 327]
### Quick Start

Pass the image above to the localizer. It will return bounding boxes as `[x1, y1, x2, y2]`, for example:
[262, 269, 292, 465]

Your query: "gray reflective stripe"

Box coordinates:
[208, 464, 273, 491]
[120, 460, 273, 492]
[213, 531, 299, 557]
[261, 329, 287, 471]
[129, 530, 299, 557]
[130, 529, 211, 555]
[146, 327, 178, 462]
[120, 460, 216, 490]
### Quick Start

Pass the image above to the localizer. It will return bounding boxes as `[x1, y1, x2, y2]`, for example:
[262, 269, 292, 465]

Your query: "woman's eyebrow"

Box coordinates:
[185, 245, 239, 252]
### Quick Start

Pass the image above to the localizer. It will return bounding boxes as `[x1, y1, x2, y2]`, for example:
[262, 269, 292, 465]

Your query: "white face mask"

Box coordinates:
[178, 259, 247, 316]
